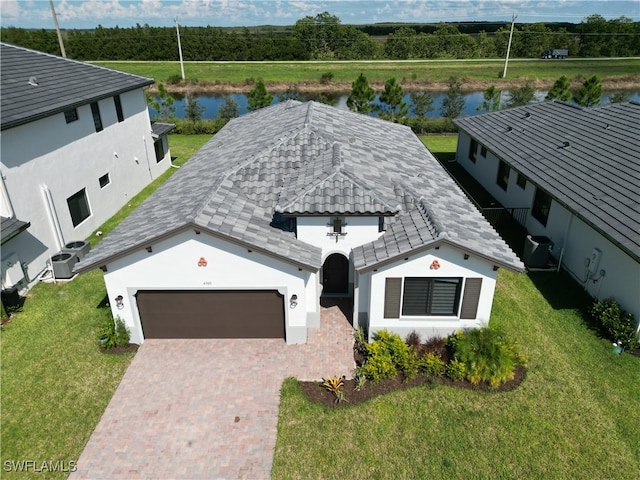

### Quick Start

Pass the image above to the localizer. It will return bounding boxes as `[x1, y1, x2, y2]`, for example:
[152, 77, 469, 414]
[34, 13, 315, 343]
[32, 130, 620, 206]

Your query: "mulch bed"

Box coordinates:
[299, 365, 527, 408]
[98, 343, 139, 354]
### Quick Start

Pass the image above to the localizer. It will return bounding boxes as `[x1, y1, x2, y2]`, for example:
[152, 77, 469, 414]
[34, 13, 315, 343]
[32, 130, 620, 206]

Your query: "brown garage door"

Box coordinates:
[136, 290, 285, 339]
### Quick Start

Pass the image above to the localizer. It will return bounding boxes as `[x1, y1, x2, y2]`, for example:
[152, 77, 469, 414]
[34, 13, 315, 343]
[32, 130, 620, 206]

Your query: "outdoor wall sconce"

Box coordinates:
[197, 257, 208, 267]
[114, 295, 124, 310]
[289, 294, 298, 308]
[464, 254, 470, 260]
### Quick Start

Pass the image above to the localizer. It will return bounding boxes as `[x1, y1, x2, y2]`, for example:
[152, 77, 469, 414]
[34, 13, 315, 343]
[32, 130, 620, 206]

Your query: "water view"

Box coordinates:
[151, 90, 640, 120]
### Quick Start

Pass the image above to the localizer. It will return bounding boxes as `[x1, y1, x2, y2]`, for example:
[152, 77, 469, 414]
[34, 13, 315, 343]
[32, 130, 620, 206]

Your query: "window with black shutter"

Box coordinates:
[402, 277, 462, 316]
[460, 278, 482, 319]
[383, 278, 402, 319]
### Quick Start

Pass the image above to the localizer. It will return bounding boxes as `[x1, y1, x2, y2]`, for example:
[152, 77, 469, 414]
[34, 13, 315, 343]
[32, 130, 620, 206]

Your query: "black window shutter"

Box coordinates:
[460, 278, 482, 319]
[384, 278, 402, 318]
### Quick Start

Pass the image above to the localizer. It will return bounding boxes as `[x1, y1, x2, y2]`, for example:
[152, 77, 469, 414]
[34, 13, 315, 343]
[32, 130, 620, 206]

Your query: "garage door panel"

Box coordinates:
[136, 290, 285, 339]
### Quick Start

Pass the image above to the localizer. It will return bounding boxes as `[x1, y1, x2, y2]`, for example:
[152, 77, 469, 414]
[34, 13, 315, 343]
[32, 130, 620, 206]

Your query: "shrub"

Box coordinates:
[590, 298, 639, 349]
[322, 375, 347, 403]
[353, 325, 368, 356]
[422, 336, 448, 359]
[114, 317, 131, 347]
[373, 330, 419, 378]
[171, 118, 228, 135]
[446, 358, 467, 381]
[360, 340, 397, 383]
[100, 315, 116, 350]
[319, 71, 334, 84]
[406, 331, 421, 351]
[419, 353, 446, 377]
[166, 74, 182, 84]
[450, 327, 524, 388]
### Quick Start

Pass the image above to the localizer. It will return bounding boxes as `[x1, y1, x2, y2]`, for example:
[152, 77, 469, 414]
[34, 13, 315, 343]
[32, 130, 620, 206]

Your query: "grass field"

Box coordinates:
[0, 134, 211, 479]
[93, 58, 640, 90]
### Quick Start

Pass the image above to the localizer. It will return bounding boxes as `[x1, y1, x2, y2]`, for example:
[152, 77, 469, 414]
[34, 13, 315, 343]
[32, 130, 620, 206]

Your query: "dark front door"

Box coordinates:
[136, 290, 285, 339]
[322, 254, 349, 294]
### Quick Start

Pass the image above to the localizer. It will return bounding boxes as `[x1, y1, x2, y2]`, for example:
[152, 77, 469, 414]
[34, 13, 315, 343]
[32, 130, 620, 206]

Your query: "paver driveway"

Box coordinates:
[71, 305, 354, 479]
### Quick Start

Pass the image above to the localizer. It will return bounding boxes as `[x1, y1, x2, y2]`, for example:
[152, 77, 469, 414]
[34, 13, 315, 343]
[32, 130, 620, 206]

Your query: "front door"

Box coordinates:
[322, 253, 349, 294]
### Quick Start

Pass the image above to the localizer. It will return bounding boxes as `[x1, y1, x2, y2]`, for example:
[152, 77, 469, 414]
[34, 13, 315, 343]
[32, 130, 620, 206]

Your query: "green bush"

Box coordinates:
[166, 74, 182, 84]
[320, 71, 334, 84]
[420, 353, 446, 377]
[446, 358, 467, 381]
[373, 330, 419, 379]
[114, 317, 131, 347]
[360, 340, 397, 383]
[590, 298, 639, 349]
[170, 118, 228, 135]
[404, 117, 458, 134]
[100, 315, 116, 350]
[449, 327, 525, 388]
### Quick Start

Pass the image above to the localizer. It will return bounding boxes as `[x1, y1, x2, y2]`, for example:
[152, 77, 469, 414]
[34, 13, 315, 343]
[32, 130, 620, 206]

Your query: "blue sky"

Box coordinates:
[1, 1, 638, 29]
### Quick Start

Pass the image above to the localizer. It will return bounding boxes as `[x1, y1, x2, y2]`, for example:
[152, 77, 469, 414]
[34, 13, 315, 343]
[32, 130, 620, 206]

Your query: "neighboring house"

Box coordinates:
[75, 101, 524, 345]
[454, 101, 640, 333]
[0, 43, 174, 294]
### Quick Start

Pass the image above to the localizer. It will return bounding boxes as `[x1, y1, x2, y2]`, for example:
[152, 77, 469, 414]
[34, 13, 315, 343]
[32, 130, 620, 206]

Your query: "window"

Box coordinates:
[64, 108, 78, 123]
[468, 138, 478, 163]
[496, 160, 510, 191]
[332, 217, 344, 234]
[90, 102, 103, 132]
[114, 95, 124, 122]
[402, 277, 462, 316]
[99, 173, 110, 188]
[516, 173, 527, 189]
[378, 216, 386, 232]
[67, 188, 91, 227]
[532, 188, 552, 226]
[480, 145, 487, 157]
[154, 138, 165, 162]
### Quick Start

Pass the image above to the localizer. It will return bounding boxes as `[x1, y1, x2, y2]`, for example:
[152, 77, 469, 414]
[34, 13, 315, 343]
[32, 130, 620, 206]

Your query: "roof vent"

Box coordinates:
[506, 126, 513, 133]
[524, 112, 531, 118]
[559, 141, 570, 149]
[604, 123, 610, 129]
[28, 76, 38, 86]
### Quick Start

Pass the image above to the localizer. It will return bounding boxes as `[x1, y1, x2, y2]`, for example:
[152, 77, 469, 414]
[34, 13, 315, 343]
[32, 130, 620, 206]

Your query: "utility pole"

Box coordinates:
[502, 13, 517, 78]
[49, 0, 66, 58]
[175, 17, 185, 80]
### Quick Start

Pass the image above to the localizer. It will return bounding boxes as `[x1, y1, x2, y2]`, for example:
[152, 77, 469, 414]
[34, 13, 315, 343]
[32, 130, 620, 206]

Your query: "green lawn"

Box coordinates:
[0, 134, 210, 479]
[93, 58, 640, 88]
[272, 269, 640, 479]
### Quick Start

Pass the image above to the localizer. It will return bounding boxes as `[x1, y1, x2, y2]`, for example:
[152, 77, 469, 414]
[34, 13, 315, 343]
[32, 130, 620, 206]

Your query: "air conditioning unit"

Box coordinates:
[63, 240, 91, 260]
[522, 235, 553, 268]
[51, 252, 79, 279]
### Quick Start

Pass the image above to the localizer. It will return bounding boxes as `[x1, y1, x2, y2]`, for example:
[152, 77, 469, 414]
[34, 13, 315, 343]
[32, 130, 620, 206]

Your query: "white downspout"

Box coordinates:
[41, 184, 64, 251]
[0, 171, 15, 218]
[557, 213, 573, 272]
[142, 136, 153, 180]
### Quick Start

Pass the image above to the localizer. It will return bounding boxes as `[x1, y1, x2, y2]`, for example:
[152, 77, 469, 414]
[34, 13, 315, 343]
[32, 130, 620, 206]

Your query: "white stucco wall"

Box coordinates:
[364, 244, 498, 342]
[456, 131, 640, 329]
[102, 230, 311, 344]
[0, 89, 171, 286]
[297, 216, 383, 258]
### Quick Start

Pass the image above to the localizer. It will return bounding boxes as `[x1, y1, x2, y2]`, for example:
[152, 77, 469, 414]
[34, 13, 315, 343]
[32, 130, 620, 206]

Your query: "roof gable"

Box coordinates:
[1, 42, 153, 130]
[76, 101, 524, 274]
[454, 101, 640, 262]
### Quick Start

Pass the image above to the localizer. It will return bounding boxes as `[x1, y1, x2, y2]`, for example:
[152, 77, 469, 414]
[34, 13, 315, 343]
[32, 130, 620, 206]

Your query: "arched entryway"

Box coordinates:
[322, 253, 349, 295]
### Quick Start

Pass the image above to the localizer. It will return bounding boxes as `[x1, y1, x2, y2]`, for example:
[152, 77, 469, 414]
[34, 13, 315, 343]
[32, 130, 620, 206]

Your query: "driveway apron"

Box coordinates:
[71, 305, 354, 479]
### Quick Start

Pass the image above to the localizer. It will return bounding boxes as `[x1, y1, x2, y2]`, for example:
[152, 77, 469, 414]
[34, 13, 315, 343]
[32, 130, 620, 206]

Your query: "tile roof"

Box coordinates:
[76, 101, 524, 274]
[151, 122, 176, 137]
[1, 216, 31, 245]
[1, 42, 153, 130]
[454, 101, 640, 263]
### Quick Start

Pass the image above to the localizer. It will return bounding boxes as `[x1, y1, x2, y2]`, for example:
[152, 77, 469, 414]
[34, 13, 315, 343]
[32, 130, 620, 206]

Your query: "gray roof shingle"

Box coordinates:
[454, 101, 640, 263]
[1, 42, 153, 130]
[76, 101, 524, 274]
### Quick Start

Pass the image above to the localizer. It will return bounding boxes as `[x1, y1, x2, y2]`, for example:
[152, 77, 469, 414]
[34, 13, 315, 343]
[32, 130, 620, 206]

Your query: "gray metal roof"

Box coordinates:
[1, 42, 153, 130]
[454, 101, 640, 263]
[151, 122, 176, 137]
[76, 101, 524, 274]
[1, 216, 31, 245]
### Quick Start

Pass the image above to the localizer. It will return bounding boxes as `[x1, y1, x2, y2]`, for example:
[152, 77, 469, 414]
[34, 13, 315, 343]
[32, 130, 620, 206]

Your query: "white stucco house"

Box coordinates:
[0, 43, 174, 296]
[75, 101, 524, 345]
[454, 101, 640, 334]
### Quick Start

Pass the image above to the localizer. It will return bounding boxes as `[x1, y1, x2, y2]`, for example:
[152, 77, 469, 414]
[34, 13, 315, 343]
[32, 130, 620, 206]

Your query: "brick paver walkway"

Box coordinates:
[70, 305, 354, 480]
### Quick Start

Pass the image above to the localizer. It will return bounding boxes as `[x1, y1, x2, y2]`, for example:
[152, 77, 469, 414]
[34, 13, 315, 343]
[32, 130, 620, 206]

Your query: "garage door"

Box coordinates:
[136, 290, 285, 339]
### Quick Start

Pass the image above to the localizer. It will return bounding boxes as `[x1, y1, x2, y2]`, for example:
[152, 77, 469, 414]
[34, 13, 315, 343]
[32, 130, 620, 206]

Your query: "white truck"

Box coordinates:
[541, 49, 568, 59]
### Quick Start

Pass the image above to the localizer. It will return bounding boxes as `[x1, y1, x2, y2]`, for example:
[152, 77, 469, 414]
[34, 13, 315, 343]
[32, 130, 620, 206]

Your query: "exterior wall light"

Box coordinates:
[289, 294, 298, 308]
[114, 295, 124, 310]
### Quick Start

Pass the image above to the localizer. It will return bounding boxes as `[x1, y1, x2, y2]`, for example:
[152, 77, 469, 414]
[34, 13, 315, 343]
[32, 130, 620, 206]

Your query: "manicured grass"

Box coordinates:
[0, 134, 210, 478]
[93, 59, 640, 88]
[272, 269, 640, 479]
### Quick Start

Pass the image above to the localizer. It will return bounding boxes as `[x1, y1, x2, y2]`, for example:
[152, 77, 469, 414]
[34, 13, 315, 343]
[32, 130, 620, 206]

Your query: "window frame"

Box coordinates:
[496, 160, 510, 191]
[531, 187, 552, 226]
[114, 94, 124, 122]
[401, 277, 462, 317]
[468, 138, 478, 163]
[480, 145, 487, 157]
[67, 188, 91, 227]
[516, 172, 527, 189]
[64, 108, 78, 123]
[99, 173, 110, 189]
[90, 102, 103, 132]
[154, 137, 165, 163]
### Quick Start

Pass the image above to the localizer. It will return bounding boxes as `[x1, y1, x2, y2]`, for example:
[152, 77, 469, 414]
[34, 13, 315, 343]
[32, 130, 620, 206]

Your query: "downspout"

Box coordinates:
[557, 213, 573, 272]
[41, 184, 64, 251]
[0, 171, 15, 218]
[142, 136, 154, 181]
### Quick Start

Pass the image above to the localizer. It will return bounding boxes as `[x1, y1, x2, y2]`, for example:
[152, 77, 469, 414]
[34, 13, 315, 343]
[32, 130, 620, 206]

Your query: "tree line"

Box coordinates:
[1, 13, 638, 61]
